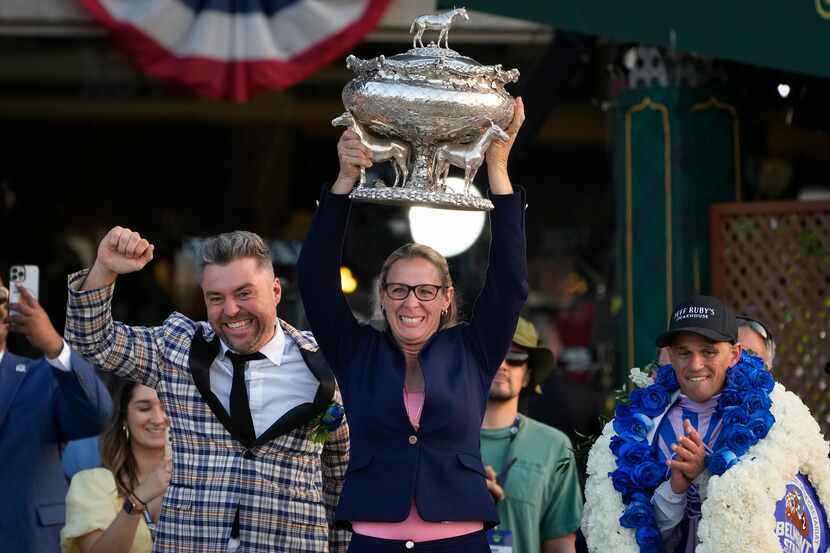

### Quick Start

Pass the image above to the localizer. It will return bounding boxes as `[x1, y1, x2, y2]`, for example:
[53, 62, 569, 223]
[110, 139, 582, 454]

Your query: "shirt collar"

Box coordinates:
[677, 393, 720, 414]
[480, 414, 523, 438]
[0, 348, 4, 365]
[218, 323, 284, 366]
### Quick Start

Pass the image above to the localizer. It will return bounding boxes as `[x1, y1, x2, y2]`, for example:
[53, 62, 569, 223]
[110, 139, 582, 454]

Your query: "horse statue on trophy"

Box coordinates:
[332, 111, 411, 188]
[433, 121, 509, 194]
[409, 7, 469, 49]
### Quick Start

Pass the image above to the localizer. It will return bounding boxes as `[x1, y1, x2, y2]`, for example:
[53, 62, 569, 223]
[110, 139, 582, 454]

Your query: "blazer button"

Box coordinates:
[408, 435, 418, 445]
[405, 540, 415, 549]
[243, 449, 255, 460]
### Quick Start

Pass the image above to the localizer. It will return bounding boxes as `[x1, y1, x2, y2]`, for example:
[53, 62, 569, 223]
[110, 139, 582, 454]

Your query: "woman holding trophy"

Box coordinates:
[297, 97, 526, 552]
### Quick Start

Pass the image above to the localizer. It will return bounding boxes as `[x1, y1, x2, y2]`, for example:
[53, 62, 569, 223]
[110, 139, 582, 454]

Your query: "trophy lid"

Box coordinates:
[346, 7, 518, 91]
[346, 47, 519, 93]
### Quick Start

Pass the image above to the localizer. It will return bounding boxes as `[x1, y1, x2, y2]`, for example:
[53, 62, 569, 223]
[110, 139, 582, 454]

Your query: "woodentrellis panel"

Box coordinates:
[711, 201, 830, 435]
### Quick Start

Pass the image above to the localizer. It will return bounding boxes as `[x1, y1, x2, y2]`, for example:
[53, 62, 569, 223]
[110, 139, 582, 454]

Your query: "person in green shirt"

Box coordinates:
[481, 317, 583, 553]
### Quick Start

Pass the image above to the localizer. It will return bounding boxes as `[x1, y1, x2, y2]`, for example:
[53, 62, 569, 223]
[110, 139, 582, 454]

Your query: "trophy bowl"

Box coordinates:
[335, 8, 519, 211]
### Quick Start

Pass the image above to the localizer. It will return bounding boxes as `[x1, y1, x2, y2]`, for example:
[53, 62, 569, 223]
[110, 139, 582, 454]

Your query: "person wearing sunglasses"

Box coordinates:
[297, 100, 527, 553]
[480, 317, 582, 553]
[736, 316, 776, 370]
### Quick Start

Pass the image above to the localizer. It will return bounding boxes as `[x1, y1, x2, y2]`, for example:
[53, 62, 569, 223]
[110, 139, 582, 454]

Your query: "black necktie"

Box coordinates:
[226, 351, 265, 447]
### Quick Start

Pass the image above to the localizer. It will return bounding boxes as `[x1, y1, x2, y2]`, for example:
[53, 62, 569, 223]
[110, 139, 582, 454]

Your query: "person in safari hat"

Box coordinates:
[481, 316, 583, 553]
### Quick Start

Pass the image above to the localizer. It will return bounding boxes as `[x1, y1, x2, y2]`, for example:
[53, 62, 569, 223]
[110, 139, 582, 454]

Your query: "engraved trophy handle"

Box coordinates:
[332, 111, 411, 189]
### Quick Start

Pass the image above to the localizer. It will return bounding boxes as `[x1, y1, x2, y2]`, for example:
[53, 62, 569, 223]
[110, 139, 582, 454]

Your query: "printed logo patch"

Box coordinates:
[774, 473, 828, 553]
[673, 306, 716, 322]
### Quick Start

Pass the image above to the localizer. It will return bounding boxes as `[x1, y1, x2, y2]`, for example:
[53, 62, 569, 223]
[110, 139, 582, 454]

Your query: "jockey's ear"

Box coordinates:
[728, 342, 742, 367]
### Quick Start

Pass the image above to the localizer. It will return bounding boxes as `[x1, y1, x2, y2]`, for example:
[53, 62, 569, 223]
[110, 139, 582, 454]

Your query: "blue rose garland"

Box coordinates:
[608, 351, 775, 553]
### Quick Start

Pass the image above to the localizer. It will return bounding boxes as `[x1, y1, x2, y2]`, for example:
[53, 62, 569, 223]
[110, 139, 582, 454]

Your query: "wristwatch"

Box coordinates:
[122, 495, 145, 515]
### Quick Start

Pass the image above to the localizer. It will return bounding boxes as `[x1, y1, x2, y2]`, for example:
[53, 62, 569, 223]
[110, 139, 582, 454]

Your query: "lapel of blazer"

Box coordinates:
[188, 326, 239, 442]
[0, 352, 32, 432]
[254, 319, 336, 446]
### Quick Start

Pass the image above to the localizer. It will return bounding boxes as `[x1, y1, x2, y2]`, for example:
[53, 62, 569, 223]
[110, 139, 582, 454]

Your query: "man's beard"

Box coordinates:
[488, 382, 519, 402]
[214, 319, 265, 354]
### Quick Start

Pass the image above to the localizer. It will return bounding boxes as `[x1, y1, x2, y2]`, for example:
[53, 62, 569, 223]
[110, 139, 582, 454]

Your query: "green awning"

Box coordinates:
[441, 0, 830, 79]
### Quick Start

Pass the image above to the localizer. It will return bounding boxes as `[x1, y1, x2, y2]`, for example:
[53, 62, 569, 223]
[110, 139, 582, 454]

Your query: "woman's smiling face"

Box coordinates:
[381, 257, 453, 350]
[126, 384, 168, 450]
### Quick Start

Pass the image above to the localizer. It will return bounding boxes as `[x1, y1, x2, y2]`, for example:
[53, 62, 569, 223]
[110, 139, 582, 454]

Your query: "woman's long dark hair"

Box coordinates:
[100, 380, 139, 498]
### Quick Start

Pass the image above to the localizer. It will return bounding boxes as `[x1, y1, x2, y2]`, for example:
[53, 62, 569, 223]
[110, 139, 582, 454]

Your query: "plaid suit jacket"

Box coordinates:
[64, 270, 350, 553]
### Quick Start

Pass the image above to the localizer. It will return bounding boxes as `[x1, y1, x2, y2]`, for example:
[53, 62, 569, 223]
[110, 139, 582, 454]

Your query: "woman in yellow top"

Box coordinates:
[62, 381, 171, 553]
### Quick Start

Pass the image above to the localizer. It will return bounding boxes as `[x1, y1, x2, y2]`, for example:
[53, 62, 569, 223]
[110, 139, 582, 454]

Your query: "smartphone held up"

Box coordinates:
[9, 265, 39, 306]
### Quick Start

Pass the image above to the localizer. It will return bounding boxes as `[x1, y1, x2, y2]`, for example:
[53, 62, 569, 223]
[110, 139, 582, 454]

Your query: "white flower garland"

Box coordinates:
[629, 367, 655, 389]
[583, 420, 640, 553]
[582, 382, 830, 552]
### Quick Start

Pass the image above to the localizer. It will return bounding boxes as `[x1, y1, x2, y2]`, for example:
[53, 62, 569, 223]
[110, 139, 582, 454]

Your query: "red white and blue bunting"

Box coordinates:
[80, 0, 391, 102]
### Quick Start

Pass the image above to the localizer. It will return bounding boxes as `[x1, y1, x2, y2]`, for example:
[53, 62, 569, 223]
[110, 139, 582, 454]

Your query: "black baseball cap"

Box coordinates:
[655, 295, 738, 347]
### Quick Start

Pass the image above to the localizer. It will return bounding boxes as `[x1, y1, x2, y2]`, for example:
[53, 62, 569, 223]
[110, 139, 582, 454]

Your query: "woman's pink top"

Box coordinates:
[351, 389, 484, 541]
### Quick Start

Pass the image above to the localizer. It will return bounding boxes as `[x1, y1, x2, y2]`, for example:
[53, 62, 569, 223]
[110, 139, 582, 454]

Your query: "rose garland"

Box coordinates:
[584, 351, 776, 553]
[584, 380, 830, 553]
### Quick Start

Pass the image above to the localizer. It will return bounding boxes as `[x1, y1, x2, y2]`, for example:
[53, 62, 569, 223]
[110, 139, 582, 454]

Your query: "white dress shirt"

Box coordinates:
[9, 340, 75, 371]
[213, 324, 320, 437]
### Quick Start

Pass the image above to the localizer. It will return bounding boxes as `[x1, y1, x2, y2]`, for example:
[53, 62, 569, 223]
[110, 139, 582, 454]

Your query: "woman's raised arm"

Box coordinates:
[296, 130, 373, 371]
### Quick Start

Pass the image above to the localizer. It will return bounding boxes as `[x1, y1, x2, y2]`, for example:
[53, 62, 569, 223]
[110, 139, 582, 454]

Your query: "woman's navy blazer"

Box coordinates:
[297, 190, 527, 528]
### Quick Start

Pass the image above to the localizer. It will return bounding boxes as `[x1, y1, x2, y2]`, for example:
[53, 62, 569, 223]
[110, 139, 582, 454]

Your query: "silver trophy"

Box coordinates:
[333, 7, 519, 211]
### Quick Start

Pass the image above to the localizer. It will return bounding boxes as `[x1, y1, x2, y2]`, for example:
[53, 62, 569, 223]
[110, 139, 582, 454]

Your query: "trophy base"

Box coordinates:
[349, 187, 494, 211]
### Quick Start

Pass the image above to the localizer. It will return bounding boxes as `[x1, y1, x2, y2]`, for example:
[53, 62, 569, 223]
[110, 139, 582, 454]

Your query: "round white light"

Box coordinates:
[408, 177, 486, 257]
[777, 83, 791, 99]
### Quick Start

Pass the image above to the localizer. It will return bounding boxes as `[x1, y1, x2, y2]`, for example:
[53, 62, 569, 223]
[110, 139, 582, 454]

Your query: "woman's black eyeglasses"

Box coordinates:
[382, 283, 447, 301]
